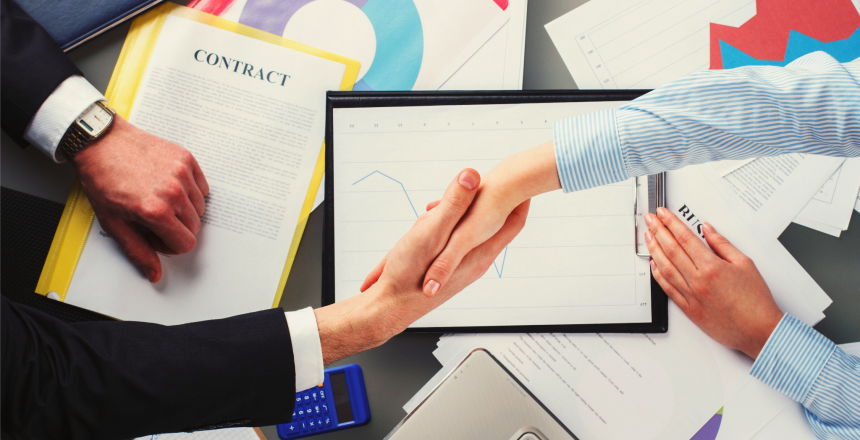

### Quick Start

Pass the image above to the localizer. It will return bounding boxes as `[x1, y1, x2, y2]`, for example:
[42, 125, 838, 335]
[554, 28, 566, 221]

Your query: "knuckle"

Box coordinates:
[444, 191, 470, 212]
[139, 200, 170, 222]
[662, 243, 679, 260]
[675, 231, 693, 248]
[429, 258, 454, 280]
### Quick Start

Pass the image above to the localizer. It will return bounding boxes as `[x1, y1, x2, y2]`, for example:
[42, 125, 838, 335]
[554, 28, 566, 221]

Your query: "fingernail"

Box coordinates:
[146, 269, 157, 282]
[644, 213, 653, 226]
[425, 280, 441, 296]
[458, 170, 478, 190]
[650, 260, 657, 271]
[703, 222, 715, 234]
[657, 207, 668, 218]
[644, 231, 653, 244]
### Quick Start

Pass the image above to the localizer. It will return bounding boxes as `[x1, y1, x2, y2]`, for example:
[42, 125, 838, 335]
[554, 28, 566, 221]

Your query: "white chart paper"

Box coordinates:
[545, 0, 756, 89]
[332, 102, 654, 328]
[794, 158, 860, 232]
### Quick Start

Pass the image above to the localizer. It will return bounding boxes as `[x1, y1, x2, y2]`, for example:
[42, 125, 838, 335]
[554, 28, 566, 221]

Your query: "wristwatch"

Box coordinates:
[58, 100, 116, 161]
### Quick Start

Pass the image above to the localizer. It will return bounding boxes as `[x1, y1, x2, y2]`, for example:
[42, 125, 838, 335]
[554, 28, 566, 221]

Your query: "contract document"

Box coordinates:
[56, 7, 358, 325]
[330, 101, 656, 329]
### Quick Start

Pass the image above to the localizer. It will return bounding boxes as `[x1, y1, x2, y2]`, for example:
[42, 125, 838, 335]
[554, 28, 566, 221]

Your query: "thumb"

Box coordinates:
[703, 222, 745, 264]
[100, 216, 163, 282]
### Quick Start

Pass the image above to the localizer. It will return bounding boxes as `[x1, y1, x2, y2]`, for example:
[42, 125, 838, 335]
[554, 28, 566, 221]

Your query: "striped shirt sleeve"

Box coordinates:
[751, 314, 860, 439]
[552, 51, 860, 192]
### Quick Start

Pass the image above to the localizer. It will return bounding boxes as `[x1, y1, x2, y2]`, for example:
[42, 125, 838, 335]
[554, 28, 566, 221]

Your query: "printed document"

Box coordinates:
[716, 154, 844, 238]
[332, 102, 653, 328]
[545, 0, 756, 89]
[65, 14, 349, 324]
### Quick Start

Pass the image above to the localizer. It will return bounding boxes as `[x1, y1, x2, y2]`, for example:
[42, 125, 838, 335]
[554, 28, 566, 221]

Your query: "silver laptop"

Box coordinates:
[386, 349, 577, 440]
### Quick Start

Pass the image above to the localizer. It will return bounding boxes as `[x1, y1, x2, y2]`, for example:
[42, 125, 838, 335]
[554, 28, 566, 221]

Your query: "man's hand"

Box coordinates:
[70, 115, 209, 283]
[314, 169, 530, 365]
[644, 208, 784, 359]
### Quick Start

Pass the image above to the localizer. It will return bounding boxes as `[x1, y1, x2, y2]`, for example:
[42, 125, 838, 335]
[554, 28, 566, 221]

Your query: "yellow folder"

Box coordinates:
[36, 3, 359, 309]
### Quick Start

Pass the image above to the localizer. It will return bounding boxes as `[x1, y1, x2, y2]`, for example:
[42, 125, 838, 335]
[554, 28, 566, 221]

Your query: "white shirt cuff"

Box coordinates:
[285, 307, 325, 392]
[23, 75, 106, 163]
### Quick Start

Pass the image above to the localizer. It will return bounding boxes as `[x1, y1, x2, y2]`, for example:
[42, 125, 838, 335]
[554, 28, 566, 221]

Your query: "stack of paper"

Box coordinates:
[793, 159, 860, 237]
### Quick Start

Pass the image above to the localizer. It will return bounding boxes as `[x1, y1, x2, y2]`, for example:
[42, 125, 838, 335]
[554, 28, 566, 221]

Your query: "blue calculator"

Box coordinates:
[277, 364, 371, 438]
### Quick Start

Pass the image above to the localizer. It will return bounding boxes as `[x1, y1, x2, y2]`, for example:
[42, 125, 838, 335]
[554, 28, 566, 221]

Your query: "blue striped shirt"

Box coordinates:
[553, 51, 860, 439]
[553, 51, 860, 192]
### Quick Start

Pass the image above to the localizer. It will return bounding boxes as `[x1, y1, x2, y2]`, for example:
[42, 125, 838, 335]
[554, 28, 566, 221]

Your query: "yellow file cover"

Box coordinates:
[36, 3, 359, 309]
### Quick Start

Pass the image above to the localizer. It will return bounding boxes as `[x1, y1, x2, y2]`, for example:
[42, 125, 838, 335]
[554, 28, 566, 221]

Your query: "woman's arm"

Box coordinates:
[421, 51, 860, 295]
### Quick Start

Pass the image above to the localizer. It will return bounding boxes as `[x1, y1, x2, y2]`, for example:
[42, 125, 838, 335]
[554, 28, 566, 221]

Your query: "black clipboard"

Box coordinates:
[323, 90, 668, 334]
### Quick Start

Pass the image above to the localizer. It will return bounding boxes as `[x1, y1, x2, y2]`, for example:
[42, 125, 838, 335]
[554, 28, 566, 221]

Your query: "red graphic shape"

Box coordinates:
[709, 0, 860, 69]
[493, 0, 509, 11]
[187, 0, 236, 16]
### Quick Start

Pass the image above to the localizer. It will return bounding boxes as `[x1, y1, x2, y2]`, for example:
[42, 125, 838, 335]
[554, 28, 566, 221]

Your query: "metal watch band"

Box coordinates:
[59, 124, 90, 161]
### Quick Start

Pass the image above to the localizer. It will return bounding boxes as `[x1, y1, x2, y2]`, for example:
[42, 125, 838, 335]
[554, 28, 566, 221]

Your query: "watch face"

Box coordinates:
[77, 102, 113, 136]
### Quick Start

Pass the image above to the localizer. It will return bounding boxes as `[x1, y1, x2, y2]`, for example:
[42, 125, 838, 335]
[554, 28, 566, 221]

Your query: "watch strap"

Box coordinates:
[59, 123, 90, 161]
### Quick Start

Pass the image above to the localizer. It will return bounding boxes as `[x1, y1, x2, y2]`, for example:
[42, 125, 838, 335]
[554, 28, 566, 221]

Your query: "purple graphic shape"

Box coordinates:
[690, 413, 722, 440]
[239, 0, 369, 36]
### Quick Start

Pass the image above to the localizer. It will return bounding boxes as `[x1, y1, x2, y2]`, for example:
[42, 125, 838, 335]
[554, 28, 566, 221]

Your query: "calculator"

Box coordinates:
[277, 364, 371, 438]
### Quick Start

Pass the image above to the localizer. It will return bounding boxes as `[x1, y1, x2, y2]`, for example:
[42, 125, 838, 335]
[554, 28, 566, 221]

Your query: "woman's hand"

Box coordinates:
[645, 208, 784, 359]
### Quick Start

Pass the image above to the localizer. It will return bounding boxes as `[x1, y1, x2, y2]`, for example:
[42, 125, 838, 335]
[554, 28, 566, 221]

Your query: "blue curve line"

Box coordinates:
[353, 171, 419, 217]
[352, 170, 508, 278]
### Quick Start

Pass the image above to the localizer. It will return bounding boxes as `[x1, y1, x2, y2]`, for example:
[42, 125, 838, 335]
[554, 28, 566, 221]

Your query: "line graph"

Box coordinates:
[352, 170, 509, 277]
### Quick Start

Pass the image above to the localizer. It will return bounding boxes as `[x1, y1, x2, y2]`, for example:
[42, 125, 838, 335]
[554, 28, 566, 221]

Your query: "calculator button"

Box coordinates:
[302, 392, 311, 404]
[285, 423, 299, 436]
[297, 408, 305, 417]
[316, 417, 323, 428]
[300, 421, 308, 432]
[295, 396, 302, 405]
[308, 419, 316, 430]
[311, 391, 318, 402]
[314, 405, 321, 415]
[292, 409, 297, 419]
[319, 389, 326, 400]
[322, 403, 329, 413]
[324, 416, 332, 427]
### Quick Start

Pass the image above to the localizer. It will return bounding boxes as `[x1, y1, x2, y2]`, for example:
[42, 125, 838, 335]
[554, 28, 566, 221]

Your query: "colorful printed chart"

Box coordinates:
[709, 0, 860, 69]
[192, 0, 508, 91]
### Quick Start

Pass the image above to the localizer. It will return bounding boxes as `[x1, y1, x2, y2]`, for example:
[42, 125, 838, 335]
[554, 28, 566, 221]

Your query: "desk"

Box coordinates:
[2, 1, 858, 439]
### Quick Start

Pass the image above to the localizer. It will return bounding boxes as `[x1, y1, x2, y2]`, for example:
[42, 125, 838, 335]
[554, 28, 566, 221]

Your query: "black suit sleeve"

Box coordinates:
[1, 296, 297, 439]
[1, 0, 82, 146]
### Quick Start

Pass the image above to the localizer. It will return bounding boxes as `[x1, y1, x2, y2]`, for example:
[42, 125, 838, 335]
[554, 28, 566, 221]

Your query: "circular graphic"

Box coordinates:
[284, 0, 377, 81]
[239, 0, 423, 90]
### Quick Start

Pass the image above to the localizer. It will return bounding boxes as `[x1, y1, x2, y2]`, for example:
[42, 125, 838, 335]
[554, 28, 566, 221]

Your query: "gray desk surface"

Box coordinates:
[2, 1, 858, 439]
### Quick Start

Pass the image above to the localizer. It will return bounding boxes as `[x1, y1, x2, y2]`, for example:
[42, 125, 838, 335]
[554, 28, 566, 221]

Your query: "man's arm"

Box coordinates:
[1, 295, 296, 439]
[0, 0, 81, 146]
[1, 0, 210, 282]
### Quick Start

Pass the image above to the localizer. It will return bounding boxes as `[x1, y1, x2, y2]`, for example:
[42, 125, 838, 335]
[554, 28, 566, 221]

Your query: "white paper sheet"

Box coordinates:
[794, 158, 860, 231]
[65, 14, 346, 324]
[439, 0, 528, 90]
[711, 158, 756, 177]
[332, 102, 656, 328]
[544, 0, 756, 89]
[717, 155, 845, 238]
[136, 428, 259, 440]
